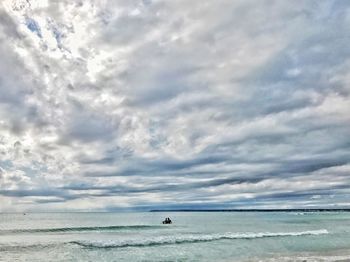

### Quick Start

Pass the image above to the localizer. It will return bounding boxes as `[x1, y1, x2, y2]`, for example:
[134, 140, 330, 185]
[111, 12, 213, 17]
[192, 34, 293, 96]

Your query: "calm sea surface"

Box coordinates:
[1, 212, 350, 261]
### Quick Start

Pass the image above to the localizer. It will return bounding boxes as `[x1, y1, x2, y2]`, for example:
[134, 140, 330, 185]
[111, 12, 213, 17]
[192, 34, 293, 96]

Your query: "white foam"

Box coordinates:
[72, 229, 329, 248]
[254, 254, 350, 262]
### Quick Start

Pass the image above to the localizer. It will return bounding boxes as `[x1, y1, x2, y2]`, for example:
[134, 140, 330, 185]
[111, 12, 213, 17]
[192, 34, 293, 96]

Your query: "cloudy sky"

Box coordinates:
[0, 0, 349, 212]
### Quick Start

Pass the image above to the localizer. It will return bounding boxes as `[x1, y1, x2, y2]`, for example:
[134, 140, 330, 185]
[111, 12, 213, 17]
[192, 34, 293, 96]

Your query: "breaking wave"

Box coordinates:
[1, 225, 160, 234]
[71, 229, 328, 248]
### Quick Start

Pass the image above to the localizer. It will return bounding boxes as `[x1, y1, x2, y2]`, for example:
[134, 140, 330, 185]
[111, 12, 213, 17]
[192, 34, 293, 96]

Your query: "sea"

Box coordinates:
[1, 211, 350, 261]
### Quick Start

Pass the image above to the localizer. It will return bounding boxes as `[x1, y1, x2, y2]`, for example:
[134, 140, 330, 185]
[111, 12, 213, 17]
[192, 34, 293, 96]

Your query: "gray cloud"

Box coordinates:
[0, 0, 349, 211]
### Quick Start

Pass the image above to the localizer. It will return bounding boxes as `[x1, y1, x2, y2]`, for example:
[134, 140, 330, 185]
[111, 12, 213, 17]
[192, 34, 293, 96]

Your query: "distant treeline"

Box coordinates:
[150, 209, 350, 212]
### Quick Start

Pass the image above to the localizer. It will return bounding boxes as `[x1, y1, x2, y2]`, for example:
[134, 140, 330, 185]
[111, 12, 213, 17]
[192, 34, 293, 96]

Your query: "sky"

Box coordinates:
[0, 0, 349, 212]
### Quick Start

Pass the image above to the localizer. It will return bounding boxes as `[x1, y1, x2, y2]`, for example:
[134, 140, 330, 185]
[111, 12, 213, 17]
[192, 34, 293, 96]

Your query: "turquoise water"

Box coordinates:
[1, 212, 350, 261]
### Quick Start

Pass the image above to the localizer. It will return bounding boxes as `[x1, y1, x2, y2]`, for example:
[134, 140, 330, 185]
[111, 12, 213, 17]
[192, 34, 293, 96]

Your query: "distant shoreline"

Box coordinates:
[2, 209, 350, 214]
[150, 209, 350, 212]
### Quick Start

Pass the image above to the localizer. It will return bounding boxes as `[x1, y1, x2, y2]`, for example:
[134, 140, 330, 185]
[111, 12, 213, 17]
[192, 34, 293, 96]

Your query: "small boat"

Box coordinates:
[162, 218, 172, 224]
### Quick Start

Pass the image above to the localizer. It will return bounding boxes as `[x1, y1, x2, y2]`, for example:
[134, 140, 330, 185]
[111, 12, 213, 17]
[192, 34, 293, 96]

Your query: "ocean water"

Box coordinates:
[1, 212, 350, 261]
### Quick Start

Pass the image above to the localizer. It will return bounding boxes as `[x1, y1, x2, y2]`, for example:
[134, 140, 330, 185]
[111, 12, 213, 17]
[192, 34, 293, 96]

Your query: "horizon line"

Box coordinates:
[149, 208, 350, 212]
[2, 208, 350, 214]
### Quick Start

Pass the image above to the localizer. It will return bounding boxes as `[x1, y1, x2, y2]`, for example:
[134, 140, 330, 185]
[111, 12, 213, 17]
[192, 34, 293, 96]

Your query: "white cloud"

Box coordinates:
[0, 0, 349, 211]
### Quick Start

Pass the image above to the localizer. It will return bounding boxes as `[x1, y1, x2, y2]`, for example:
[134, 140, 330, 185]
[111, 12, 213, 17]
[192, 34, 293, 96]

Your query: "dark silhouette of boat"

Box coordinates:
[162, 217, 172, 224]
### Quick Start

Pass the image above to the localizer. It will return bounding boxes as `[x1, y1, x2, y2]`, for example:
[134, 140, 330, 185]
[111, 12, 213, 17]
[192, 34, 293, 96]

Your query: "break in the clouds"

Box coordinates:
[0, 0, 349, 212]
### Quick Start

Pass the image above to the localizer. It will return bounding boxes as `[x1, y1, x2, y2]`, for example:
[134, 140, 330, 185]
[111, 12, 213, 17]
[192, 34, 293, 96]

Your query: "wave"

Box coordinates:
[256, 254, 350, 262]
[0, 243, 59, 252]
[71, 229, 328, 249]
[0, 225, 160, 234]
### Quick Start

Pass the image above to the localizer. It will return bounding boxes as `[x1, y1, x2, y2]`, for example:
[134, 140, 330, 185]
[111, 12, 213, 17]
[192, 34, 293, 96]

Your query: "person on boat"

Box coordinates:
[162, 217, 172, 224]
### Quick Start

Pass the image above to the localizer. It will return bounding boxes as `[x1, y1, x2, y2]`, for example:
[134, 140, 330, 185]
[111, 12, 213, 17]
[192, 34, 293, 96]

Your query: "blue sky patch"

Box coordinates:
[25, 18, 42, 38]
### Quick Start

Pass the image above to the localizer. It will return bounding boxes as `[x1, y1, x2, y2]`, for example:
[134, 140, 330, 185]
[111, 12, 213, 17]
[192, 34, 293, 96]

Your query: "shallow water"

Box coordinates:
[1, 212, 350, 261]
